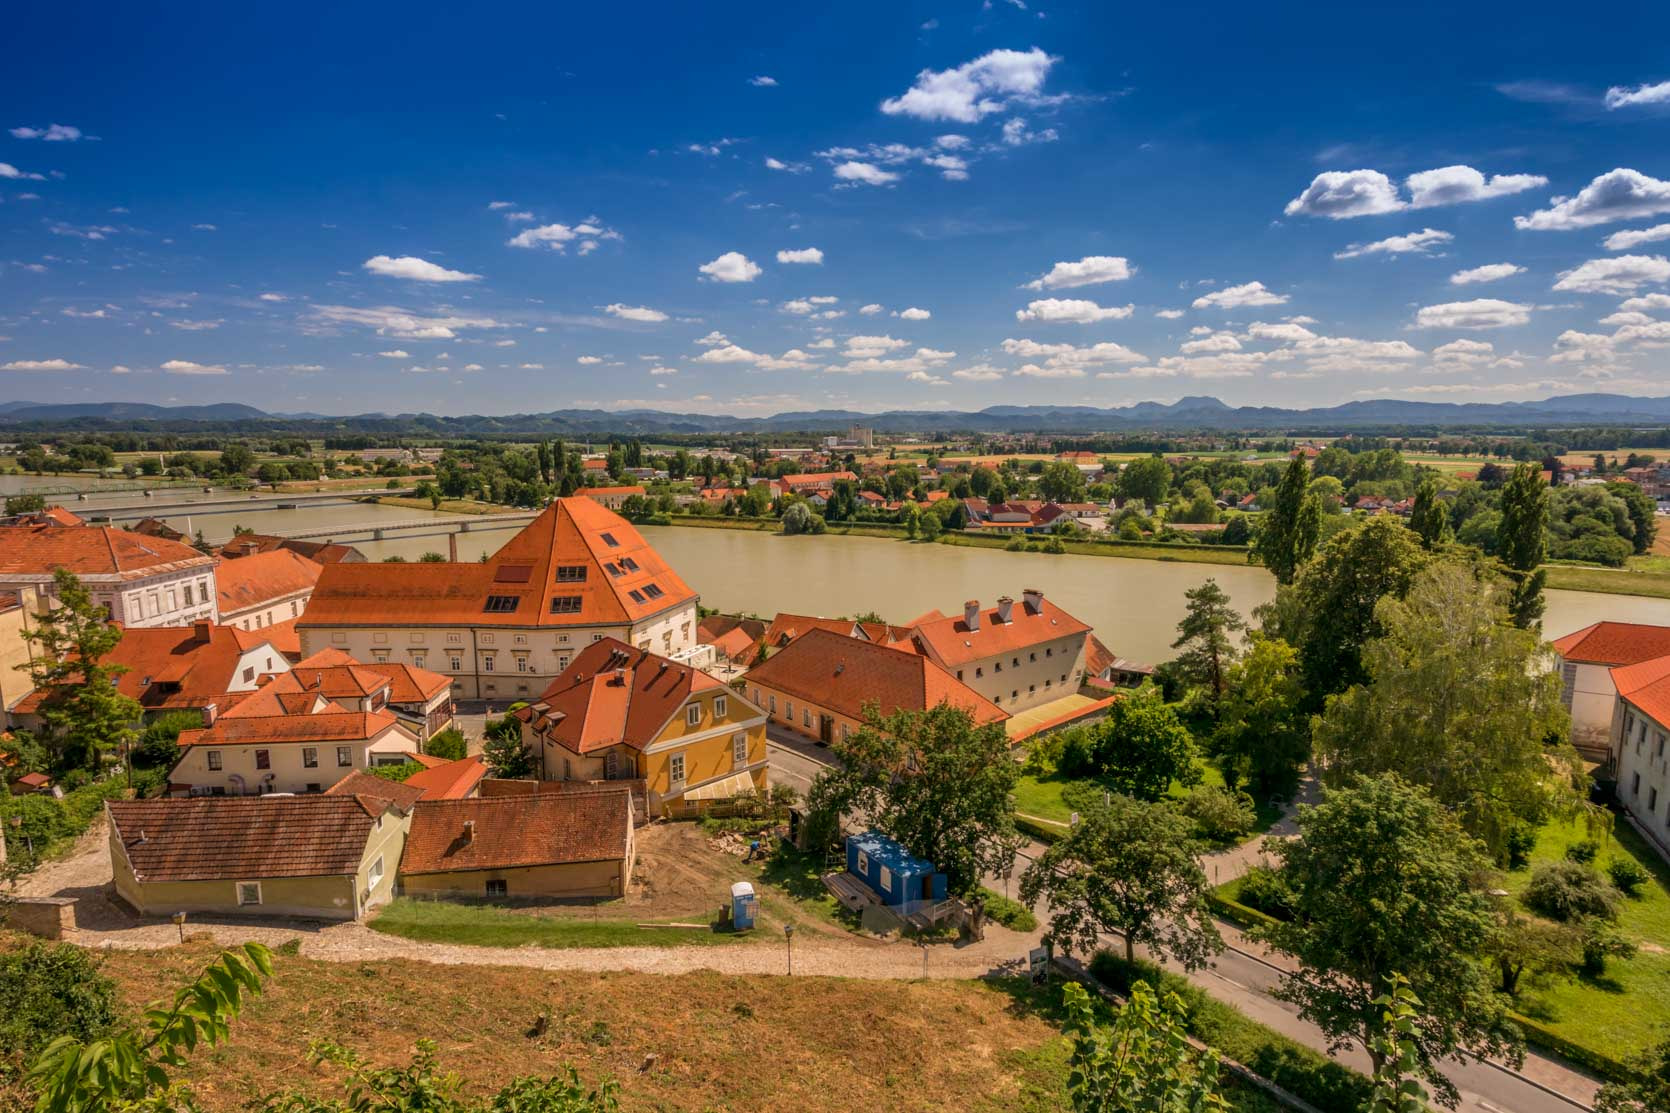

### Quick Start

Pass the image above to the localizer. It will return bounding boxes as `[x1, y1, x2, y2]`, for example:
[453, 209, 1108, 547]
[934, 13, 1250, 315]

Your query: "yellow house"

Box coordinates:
[107, 795, 410, 921]
[514, 638, 767, 816]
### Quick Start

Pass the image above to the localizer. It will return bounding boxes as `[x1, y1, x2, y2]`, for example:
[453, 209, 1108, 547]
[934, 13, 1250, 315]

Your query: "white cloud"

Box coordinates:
[502, 211, 535, 223]
[1155, 308, 1185, 320]
[764, 157, 809, 173]
[1, 358, 82, 371]
[1192, 281, 1287, 309]
[1015, 298, 1134, 324]
[1620, 293, 1670, 313]
[309, 304, 506, 340]
[687, 138, 742, 156]
[161, 359, 227, 375]
[698, 251, 763, 283]
[844, 335, 910, 358]
[507, 220, 619, 251]
[60, 307, 107, 319]
[1553, 254, 1670, 295]
[192, 223, 218, 232]
[1024, 255, 1133, 291]
[859, 303, 884, 315]
[749, 75, 778, 87]
[362, 255, 481, 283]
[1433, 339, 1496, 365]
[1600, 310, 1656, 327]
[1605, 223, 1670, 251]
[111, 364, 132, 374]
[1000, 117, 1058, 146]
[378, 350, 410, 358]
[577, 355, 604, 364]
[650, 366, 678, 375]
[880, 47, 1057, 123]
[9, 124, 84, 141]
[603, 303, 668, 323]
[1246, 321, 1316, 342]
[1549, 330, 1616, 363]
[1334, 228, 1452, 260]
[905, 371, 949, 386]
[807, 338, 836, 349]
[519, 362, 544, 370]
[487, 201, 515, 210]
[776, 247, 823, 265]
[1181, 332, 1241, 354]
[463, 363, 484, 371]
[1405, 165, 1547, 208]
[694, 331, 729, 346]
[168, 319, 222, 331]
[695, 343, 817, 371]
[1413, 299, 1532, 329]
[921, 154, 969, 181]
[833, 161, 899, 186]
[0, 162, 46, 181]
[952, 365, 1005, 381]
[1284, 170, 1403, 219]
[1013, 363, 1086, 379]
[1001, 337, 1145, 369]
[1515, 169, 1670, 231]
[1605, 81, 1670, 109]
[897, 306, 932, 320]
[1450, 263, 1525, 285]
[258, 292, 287, 302]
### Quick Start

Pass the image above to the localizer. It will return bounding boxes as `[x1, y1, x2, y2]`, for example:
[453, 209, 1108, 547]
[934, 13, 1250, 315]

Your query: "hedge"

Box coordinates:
[1087, 951, 1372, 1111]
[976, 887, 1038, 933]
[1014, 815, 1067, 844]
[1208, 892, 1281, 931]
[1509, 1013, 1634, 1084]
[0, 776, 132, 864]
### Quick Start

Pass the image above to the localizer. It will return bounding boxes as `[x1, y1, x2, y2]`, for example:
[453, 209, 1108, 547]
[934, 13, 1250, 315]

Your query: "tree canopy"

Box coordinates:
[22, 569, 142, 773]
[1170, 579, 1244, 703]
[1251, 455, 1322, 585]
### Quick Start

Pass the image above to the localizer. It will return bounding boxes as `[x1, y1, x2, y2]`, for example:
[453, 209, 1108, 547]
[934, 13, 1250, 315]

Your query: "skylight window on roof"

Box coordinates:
[550, 596, 583, 614]
[555, 565, 587, 582]
[604, 562, 623, 577]
[483, 595, 521, 613]
[628, 589, 646, 604]
[642, 583, 664, 599]
[620, 556, 640, 571]
[600, 532, 620, 548]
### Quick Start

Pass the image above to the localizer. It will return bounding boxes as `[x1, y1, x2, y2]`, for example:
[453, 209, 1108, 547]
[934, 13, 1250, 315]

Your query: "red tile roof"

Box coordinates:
[325, 770, 426, 810]
[709, 626, 756, 661]
[744, 627, 1006, 726]
[1614, 655, 1670, 729]
[299, 498, 695, 629]
[108, 795, 391, 882]
[781, 471, 857, 490]
[175, 671, 400, 749]
[403, 755, 487, 800]
[216, 549, 321, 616]
[1552, 622, 1670, 666]
[514, 638, 724, 756]
[0, 523, 215, 580]
[219, 535, 366, 564]
[292, 648, 450, 705]
[908, 593, 1091, 669]
[261, 617, 302, 660]
[399, 792, 630, 875]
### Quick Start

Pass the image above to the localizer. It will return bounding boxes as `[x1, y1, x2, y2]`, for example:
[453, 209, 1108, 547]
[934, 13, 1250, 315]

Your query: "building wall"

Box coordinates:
[945, 630, 1088, 714]
[111, 833, 361, 919]
[1561, 657, 1621, 759]
[399, 857, 627, 900]
[0, 585, 41, 712]
[353, 808, 410, 916]
[747, 680, 867, 748]
[223, 587, 313, 632]
[2, 566, 217, 630]
[168, 725, 412, 796]
[1614, 701, 1670, 863]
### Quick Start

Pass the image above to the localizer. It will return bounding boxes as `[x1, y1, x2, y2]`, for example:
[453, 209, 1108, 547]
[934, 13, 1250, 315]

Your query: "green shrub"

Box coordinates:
[1234, 867, 1294, 921]
[1607, 856, 1650, 897]
[1180, 784, 1256, 844]
[425, 727, 468, 761]
[1504, 824, 1537, 870]
[367, 762, 424, 783]
[0, 942, 119, 1080]
[1565, 839, 1600, 864]
[1522, 860, 1618, 923]
[1014, 815, 1066, 844]
[976, 887, 1037, 933]
[132, 711, 203, 770]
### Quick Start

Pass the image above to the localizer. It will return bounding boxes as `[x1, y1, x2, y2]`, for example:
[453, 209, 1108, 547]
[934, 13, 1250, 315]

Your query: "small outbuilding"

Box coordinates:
[845, 830, 947, 913]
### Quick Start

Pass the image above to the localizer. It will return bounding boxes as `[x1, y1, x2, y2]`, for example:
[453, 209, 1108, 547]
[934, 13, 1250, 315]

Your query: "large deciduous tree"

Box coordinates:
[1086, 689, 1200, 802]
[807, 704, 1019, 895]
[1022, 788, 1222, 968]
[1497, 462, 1549, 630]
[1040, 460, 1088, 504]
[1117, 455, 1171, 506]
[1258, 774, 1519, 1107]
[22, 569, 142, 773]
[1407, 475, 1453, 550]
[1209, 632, 1308, 799]
[1251, 455, 1322, 584]
[1170, 579, 1244, 703]
[1310, 562, 1581, 856]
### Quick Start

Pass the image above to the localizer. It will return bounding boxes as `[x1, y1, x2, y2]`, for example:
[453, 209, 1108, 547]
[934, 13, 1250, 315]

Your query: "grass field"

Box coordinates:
[1544, 563, 1670, 600]
[369, 898, 737, 949]
[1496, 814, 1670, 1061]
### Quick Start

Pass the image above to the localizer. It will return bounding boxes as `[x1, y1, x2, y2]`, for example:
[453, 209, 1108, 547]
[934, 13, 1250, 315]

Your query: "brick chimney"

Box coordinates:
[963, 600, 981, 631]
[461, 819, 476, 845]
[1022, 588, 1043, 613]
[192, 619, 213, 643]
[996, 596, 1014, 624]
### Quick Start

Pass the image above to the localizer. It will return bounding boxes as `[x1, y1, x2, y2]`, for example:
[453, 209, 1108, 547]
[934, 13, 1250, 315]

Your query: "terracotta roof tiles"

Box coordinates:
[1552, 622, 1670, 666]
[1614, 655, 1670, 729]
[400, 792, 630, 875]
[108, 796, 389, 882]
[515, 638, 724, 755]
[216, 549, 321, 616]
[0, 523, 215, 579]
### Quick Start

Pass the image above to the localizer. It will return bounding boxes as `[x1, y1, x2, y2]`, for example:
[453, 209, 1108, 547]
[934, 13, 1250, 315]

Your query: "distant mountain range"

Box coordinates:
[2, 393, 1669, 435]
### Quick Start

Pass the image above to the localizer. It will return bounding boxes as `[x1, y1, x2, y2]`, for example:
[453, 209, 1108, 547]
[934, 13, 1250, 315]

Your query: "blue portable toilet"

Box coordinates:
[730, 881, 758, 930]
[845, 830, 947, 912]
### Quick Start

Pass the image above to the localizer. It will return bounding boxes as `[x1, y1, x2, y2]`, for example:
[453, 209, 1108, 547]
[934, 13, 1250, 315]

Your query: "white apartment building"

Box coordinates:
[1553, 622, 1670, 763]
[905, 589, 1092, 714]
[0, 523, 218, 628]
[1614, 657, 1670, 863]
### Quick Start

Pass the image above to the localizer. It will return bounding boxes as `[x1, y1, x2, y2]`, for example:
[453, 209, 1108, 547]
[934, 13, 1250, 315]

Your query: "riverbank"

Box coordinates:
[1545, 562, 1670, 600]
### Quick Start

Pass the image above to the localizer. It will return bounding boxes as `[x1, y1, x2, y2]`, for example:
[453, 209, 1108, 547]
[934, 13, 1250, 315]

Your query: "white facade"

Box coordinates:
[1559, 655, 1623, 759]
[171, 724, 413, 797]
[0, 566, 219, 630]
[946, 630, 1089, 714]
[1615, 700, 1670, 863]
[222, 585, 312, 632]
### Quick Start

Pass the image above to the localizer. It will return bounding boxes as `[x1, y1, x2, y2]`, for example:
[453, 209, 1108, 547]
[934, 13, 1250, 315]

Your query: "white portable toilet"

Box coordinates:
[730, 881, 758, 930]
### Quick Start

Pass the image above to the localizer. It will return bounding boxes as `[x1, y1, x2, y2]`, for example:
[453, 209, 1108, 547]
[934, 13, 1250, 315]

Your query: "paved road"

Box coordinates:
[765, 724, 835, 799]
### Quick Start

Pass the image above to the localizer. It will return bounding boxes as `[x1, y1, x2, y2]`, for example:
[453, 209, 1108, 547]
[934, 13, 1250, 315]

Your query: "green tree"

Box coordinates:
[219, 442, 256, 475]
[5, 493, 47, 515]
[425, 727, 468, 761]
[1209, 633, 1308, 798]
[1485, 905, 1581, 995]
[1087, 689, 1200, 802]
[1595, 1038, 1670, 1113]
[23, 569, 143, 773]
[1310, 562, 1580, 856]
[1169, 579, 1244, 702]
[1497, 463, 1549, 629]
[807, 704, 1019, 895]
[1607, 479, 1658, 555]
[0, 942, 119, 1084]
[780, 502, 824, 535]
[1257, 775, 1518, 1107]
[1407, 476, 1453, 550]
[1040, 460, 1088, 503]
[1022, 789, 1222, 967]
[1059, 980, 1229, 1112]
[481, 714, 534, 779]
[1251, 456, 1322, 584]
[1117, 455, 1171, 506]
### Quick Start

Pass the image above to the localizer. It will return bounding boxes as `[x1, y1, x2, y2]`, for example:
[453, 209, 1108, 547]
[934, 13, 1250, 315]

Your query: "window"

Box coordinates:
[368, 856, 385, 889]
[670, 753, 686, 785]
[207, 750, 222, 771]
[1012, 690, 1018, 700]
[687, 703, 702, 726]
[803, 708, 811, 727]
[237, 882, 263, 906]
[557, 655, 569, 671]
[733, 732, 748, 765]
[620, 557, 640, 571]
[604, 562, 624, 577]
[291, 601, 299, 617]
[183, 584, 194, 606]
[994, 661, 1002, 672]
[715, 696, 727, 718]
[306, 782, 321, 793]
[516, 656, 530, 673]
[549, 596, 582, 614]
[555, 565, 587, 582]
[1633, 772, 1642, 795]
[752, 687, 761, 704]
[1653, 787, 1660, 813]
[841, 723, 850, 742]
[600, 531, 620, 548]
[643, 583, 664, 599]
[483, 595, 520, 613]
[1046, 647, 1053, 658]
[485, 879, 508, 898]
[337, 746, 352, 767]
[447, 632, 462, 643]
[785, 700, 794, 720]
[879, 865, 893, 893]
[413, 654, 425, 669]
[303, 747, 318, 768]
[957, 670, 964, 681]
[628, 590, 645, 604]
[1029, 652, 1037, 662]
[1012, 657, 1020, 667]
[483, 656, 495, 672]
[975, 667, 983, 678]
[449, 655, 462, 671]
[1560, 661, 1578, 707]
[769, 695, 777, 714]
[373, 650, 389, 664]
[255, 749, 270, 770]
[856, 850, 869, 875]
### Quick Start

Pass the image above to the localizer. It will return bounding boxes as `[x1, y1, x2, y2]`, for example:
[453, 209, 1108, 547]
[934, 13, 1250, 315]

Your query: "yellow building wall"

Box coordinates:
[642, 689, 768, 803]
[111, 827, 361, 920]
[399, 858, 626, 900]
[0, 586, 41, 712]
[747, 681, 867, 747]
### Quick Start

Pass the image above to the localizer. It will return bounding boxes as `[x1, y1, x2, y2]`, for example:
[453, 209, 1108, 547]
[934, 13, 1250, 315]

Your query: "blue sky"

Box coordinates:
[4, 0, 1670, 417]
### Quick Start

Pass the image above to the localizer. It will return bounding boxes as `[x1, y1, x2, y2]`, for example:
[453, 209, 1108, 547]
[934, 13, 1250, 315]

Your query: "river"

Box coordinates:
[49, 494, 1670, 664]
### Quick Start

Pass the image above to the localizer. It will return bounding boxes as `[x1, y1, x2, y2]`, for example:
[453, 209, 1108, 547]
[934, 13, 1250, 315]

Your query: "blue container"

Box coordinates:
[730, 881, 758, 930]
[845, 831, 947, 910]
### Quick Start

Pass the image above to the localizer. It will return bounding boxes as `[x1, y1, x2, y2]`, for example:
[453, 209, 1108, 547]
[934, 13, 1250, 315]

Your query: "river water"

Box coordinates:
[32, 490, 1670, 664]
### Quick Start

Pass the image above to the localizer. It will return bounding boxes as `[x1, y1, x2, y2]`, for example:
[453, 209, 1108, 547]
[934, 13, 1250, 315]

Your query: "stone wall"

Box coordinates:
[2, 896, 78, 939]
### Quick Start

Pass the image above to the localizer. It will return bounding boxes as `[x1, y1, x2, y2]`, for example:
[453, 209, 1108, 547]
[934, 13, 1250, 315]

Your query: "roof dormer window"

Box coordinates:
[600, 532, 620, 548]
[483, 595, 521, 613]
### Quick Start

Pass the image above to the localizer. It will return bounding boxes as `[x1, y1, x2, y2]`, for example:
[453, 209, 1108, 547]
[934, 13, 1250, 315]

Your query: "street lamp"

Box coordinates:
[783, 923, 795, 976]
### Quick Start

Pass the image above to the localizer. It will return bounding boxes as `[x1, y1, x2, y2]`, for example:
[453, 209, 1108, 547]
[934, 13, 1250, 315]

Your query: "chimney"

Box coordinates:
[203, 702, 218, 726]
[192, 619, 213, 643]
[1022, 588, 1043, 613]
[996, 596, 1014, 624]
[963, 600, 981, 631]
[461, 819, 476, 845]
[448, 530, 458, 562]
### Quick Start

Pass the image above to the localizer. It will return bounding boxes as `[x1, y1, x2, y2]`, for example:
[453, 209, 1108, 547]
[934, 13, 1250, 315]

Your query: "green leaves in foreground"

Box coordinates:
[1062, 979, 1228, 1113]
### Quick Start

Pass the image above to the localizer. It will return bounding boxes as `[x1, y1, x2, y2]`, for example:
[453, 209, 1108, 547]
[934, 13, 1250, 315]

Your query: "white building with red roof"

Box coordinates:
[216, 548, 321, 632]
[0, 522, 218, 628]
[298, 498, 699, 702]
[903, 588, 1092, 715]
[1552, 621, 1670, 760]
[1615, 656, 1670, 861]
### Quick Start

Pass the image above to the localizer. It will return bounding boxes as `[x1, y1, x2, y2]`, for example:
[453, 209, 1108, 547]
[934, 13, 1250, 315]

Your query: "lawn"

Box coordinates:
[1015, 759, 1228, 824]
[1496, 813, 1670, 1062]
[1542, 562, 1670, 600]
[369, 898, 737, 948]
